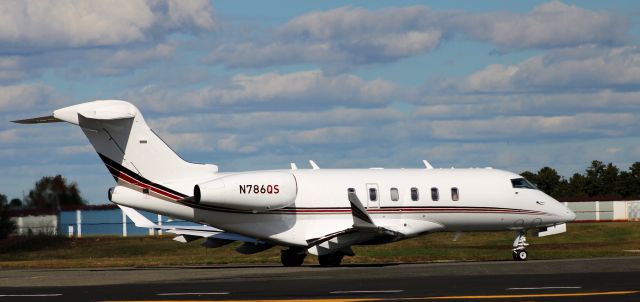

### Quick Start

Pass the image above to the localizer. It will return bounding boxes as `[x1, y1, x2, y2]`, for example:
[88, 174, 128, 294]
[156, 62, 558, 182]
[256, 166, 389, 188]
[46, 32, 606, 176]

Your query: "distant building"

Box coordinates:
[9, 208, 58, 235]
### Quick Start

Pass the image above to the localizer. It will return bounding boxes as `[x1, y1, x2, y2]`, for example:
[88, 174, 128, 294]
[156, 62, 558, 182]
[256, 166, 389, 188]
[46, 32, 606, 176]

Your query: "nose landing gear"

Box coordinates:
[512, 230, 529, 261]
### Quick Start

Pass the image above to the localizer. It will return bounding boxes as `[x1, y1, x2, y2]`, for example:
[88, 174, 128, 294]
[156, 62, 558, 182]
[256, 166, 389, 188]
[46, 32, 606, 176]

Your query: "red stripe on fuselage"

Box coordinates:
[106, 163, 183, 201]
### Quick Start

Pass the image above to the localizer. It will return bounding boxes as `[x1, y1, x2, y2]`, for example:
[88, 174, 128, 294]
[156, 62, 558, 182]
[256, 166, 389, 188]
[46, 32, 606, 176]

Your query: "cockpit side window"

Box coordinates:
[511, 178, 537, 189]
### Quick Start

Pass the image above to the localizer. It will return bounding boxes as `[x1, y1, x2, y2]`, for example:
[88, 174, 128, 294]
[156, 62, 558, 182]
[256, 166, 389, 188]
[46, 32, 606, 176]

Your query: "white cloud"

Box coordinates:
[165, 0, 216, 31]
[455, 1, 628, 50]
[55, 144, 93, 155]
[0, 0, 215, 49]
[127, 70, 398, 111]
[455, 46, 640, 93]
[0, 1, 154, 48]
[0, 57, 35, 82]
[161, 132, 214, 152]
[0, 0, 216, 80]
[1, 1, 639, 206]
[95, 43, 176, 75]
[149, 107, 404, 133]
[414, 90, 640, 120]
[208, 2, 628, 69]
[420, 113, 638, 141]
[209, 6, 445, 68]
[0, 84, 60, 112]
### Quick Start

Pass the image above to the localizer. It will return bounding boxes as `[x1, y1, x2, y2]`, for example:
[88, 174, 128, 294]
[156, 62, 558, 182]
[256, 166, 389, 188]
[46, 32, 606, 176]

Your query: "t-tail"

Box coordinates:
[12, 100, 218, 198]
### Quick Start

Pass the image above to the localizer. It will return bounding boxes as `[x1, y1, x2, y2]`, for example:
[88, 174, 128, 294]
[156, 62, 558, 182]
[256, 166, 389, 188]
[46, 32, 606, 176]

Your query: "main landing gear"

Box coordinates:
[512, 230, 529, 261]
[318, 252, 345, 267]
[281, 248, 306, 266]
[281, 248, 351, 267]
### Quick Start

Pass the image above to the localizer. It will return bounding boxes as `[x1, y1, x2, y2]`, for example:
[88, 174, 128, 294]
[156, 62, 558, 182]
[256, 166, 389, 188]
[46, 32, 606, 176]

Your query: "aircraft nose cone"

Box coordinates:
[563, 208, 576, 222]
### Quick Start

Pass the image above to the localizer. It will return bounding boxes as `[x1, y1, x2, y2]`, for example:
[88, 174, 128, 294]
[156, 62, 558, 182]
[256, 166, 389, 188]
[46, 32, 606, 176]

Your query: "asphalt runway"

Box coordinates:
[1, 256, 639, 301]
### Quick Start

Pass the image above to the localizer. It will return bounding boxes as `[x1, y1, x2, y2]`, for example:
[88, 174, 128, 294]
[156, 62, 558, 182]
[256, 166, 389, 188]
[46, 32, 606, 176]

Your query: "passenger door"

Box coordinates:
[366, 183, 380, 209]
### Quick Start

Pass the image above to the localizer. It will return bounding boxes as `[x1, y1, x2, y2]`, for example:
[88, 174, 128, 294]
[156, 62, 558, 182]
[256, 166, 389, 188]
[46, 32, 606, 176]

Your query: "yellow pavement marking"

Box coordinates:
[107, 299, 378, 302]
[410, 290, 639, 300]
[106, 290, 639, 302]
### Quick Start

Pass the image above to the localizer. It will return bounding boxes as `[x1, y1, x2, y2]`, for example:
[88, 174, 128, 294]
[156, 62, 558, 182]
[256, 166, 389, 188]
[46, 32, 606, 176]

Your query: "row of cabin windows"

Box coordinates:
[366, 187, 459, 202]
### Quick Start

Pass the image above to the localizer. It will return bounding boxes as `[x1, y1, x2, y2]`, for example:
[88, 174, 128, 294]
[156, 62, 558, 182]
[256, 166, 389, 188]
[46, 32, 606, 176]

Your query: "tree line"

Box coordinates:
[521, 160, 640, 199]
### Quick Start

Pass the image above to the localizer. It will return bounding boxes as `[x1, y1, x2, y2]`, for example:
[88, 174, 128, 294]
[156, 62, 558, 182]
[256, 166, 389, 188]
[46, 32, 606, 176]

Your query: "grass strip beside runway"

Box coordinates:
[0, 222, 638, 268]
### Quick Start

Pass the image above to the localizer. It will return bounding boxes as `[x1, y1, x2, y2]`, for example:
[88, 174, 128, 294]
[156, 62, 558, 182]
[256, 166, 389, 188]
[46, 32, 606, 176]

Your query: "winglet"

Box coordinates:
[118, 205, 156, 228]
[347, 190, 375, 228]
[290, 163, 298, 170]
[309, 160, 320, 170]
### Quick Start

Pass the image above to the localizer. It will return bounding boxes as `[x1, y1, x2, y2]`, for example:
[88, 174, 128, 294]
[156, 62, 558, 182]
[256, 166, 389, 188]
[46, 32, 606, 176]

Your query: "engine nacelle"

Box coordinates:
[194, 172, 297, 211]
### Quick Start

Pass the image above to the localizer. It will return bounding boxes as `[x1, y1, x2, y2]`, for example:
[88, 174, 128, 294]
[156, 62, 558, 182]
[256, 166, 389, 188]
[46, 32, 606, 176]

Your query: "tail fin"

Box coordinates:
[14, 100, 217, 187]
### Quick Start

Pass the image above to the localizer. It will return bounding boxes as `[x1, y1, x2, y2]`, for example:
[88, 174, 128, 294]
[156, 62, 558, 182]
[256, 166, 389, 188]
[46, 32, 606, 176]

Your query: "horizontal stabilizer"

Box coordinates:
[173, 235, 200, 243]
[118, 205, 156, 228]
[118, 204, 259, 245]
[11, 115, 62, 124]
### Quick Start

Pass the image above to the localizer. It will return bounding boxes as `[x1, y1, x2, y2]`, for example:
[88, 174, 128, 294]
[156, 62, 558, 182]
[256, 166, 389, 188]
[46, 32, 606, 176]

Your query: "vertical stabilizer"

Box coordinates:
[23, 100, 217, 189]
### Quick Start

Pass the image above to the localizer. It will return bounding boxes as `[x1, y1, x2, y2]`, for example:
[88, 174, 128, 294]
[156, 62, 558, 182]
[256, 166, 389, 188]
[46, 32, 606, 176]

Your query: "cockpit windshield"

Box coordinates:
[511, 178, 537, 189]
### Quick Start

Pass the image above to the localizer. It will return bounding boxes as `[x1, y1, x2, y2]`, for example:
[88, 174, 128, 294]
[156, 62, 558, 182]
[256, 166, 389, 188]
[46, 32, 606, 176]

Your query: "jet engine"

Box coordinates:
[194, 171, 297, 211]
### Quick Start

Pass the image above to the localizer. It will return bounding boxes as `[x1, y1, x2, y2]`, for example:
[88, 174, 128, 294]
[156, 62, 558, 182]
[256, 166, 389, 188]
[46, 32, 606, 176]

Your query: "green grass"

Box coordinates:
[0, 222, 638, 268]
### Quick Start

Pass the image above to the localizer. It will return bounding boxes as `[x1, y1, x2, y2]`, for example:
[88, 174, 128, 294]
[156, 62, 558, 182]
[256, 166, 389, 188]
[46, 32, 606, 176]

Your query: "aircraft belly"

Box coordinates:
[429, 212, 555, 231]
[194, 210, 353, 247]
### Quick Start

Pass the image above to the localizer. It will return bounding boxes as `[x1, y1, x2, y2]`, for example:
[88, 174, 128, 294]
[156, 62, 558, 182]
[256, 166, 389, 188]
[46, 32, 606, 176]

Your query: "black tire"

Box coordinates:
[318, 253, 344, 267]
[281, 250, 306, 267]
[513, 250, 528, 261]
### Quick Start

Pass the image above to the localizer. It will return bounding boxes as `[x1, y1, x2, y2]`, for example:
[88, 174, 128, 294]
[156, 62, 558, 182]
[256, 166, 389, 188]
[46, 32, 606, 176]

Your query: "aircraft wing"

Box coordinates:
[306, 191, 443, 256]
[118, 205, 258, 244]
[305, 191, 400, 254]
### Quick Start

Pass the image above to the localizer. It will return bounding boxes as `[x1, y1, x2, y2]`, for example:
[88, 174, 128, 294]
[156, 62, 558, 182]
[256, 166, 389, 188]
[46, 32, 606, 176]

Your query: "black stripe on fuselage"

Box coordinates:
[97, 152, 187, 198]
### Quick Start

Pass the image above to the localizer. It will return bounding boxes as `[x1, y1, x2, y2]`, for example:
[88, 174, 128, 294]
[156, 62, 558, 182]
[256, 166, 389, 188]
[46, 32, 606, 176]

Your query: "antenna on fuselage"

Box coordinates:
[422, 160, 434, 170]
[309, 160, 320, 170]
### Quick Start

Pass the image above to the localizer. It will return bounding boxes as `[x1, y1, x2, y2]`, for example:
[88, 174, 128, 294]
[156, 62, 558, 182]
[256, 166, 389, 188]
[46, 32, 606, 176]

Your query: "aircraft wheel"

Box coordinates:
[281, 249, 306, 267]
[318, 252, 344, 267]
[513, 250, 528, 261]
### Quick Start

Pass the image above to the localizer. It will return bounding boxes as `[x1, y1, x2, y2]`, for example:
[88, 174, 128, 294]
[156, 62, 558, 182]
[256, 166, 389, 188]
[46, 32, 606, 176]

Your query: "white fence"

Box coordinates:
[10, 208, 169, 237]
[565, 200, 640, 222]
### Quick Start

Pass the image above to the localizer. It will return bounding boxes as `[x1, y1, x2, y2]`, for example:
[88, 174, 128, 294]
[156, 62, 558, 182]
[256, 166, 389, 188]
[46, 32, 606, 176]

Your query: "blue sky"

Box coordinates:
[1, 0, 639, 204]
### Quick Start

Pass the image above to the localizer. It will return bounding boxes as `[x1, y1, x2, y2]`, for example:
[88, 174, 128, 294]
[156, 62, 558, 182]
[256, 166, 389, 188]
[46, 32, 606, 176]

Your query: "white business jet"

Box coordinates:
[14, 100, 575, 266]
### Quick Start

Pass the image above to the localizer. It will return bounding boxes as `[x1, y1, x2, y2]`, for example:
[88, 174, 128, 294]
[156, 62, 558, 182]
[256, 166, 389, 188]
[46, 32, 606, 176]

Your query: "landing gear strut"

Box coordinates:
[512, 230, 529, 261]
[318, 252, 344, 267]
[281, 248, 306, 267]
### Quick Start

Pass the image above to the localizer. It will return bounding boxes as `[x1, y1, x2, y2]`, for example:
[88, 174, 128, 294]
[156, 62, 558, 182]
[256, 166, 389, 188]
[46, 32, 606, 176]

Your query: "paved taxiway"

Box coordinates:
[1, 256, 639, 301]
